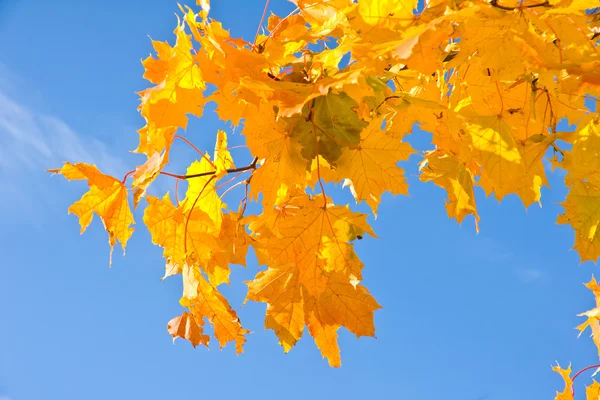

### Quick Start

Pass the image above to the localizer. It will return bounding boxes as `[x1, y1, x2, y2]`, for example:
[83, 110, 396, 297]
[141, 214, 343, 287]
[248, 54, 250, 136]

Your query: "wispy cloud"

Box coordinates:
[0, 90, 126, 177]
[514, 267, 544, 284]
[463, 236, 544, 283]
[465, 236, 513, 265]
[0, 65, 128, 219]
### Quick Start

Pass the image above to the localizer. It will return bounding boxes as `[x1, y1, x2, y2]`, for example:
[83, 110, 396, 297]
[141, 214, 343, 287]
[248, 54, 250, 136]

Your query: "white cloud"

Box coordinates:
[465, 236, 513, 264]
[0, 69, 128, 221]
[462, 236, 545, 283]
[515, 267, 544, 283]
[0, 90, 126, 177]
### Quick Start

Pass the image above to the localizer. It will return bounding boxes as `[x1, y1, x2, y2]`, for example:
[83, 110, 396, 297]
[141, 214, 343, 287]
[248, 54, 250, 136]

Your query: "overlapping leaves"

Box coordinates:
[51, 0, 600, 369]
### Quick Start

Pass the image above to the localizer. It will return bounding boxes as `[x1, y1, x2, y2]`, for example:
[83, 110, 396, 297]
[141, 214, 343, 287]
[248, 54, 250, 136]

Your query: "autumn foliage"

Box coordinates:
[49, 0, 600, 393]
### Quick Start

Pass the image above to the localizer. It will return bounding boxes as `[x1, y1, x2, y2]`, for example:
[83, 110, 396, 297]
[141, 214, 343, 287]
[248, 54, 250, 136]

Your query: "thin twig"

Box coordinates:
[309, 105, 327, 207]
[254, 0, 271, 45]
[256, 7, 300, 50]
[376, 96, 402, 112]
[495, 81, 504, 114]
[241, 176, 252, 216]
[160, 157, 259, 180]
[490, 0, 549, 10]
[220, 180, 248, 200]
[174, 135, 215, 168]
[122, 170, 135, 184]
[572, 364, 600, 397]
[216, 171, 246, 190]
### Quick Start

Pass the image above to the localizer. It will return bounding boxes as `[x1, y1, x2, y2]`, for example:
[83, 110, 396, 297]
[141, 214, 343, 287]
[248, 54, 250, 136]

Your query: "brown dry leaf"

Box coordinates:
[167, 311, 210, 348]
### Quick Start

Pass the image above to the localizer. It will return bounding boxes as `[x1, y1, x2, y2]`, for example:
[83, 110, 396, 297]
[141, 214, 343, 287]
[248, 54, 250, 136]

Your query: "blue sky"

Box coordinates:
[0, 1, 598, 399]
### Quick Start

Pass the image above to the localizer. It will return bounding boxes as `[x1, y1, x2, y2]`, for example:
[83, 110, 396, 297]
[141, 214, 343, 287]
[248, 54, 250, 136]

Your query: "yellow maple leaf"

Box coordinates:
[334, 116, 415, 213]
[245, 190, 380, 365]
[558, 116, 600, 261]
[181, 264, 249, 354]
[261, 14, 311, 65]
[586, 380, 600, 400]
[144, 194, 217, 277]
[303, 295, 341, 367]
[576, 276, 600, 357]
[357, 0, 417, 29]
[449, 7, 531, 80]
[249, 191, 375, 296]
[213, 129, 235, 178]
[420, 150, 480, 230]
[564, 115, 600, 183]
[558, 178, 600, 262]
[48, 162, 134, 265]
[247, 266, 305, 352]
[461, 115, 549, 207]
[246, 264, 381, 367]
[137, 21, 206, 157]
[135, 125, 177, 157]
[553, 364, 574, 400]
[141, 39, 173, 85]
[184, 158, 223, 229]
[203, 211, 250, 286]
[244, 103, 309, 207]
[292, 0, 351, 37]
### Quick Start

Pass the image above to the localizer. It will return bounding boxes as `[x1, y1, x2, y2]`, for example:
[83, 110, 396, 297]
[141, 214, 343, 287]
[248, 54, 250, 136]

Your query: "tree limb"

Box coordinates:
[160, 157, 259, 180]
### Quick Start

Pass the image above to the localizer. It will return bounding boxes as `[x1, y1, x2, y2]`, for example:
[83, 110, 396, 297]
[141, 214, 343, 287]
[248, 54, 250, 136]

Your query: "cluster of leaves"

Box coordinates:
[49, 0, 600, 381]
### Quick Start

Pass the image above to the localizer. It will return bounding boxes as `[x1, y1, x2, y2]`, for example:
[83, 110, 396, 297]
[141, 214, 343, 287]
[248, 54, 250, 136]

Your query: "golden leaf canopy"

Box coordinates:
[51, 0, 600, 371]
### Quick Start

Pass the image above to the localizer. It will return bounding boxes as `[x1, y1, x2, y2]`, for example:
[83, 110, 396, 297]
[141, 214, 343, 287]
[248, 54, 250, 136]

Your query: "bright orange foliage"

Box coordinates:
[49, 0, 600, 383]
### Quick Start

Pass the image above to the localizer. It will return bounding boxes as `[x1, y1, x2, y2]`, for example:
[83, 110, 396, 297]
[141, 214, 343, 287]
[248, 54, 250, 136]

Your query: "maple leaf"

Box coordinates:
[249, 190, 375, 295]
[137, 20, 206, 157]
[144, 194, 216, 278]
[357, 0, 417, 30]
[203, 211, 250, 286]
[553, 364, 574, 400]
[576, 276, 600, 357]
[333, 116, 415, 213]
[182, 130, 235, 230]
[557, 178, 600, 262]
[48, 162, 134, 265]
[243, 102, 309, 207]
[558, 115, 600, 261]
[167, 311, 210, 348]
[244, 190, 380, 365]
[181, 264, 249, 353]
[293, 92, 368, 165]
[586, 381, 600, 400]
[420, 150, 480, 230]
[291, 0, 351, 37]
[458, 114, 550, 207]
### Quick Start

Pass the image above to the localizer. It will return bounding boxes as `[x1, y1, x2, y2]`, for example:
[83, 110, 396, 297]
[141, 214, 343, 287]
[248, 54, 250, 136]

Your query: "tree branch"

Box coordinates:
[489, 0, 549, 10]
[160, 157, 259, 180]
